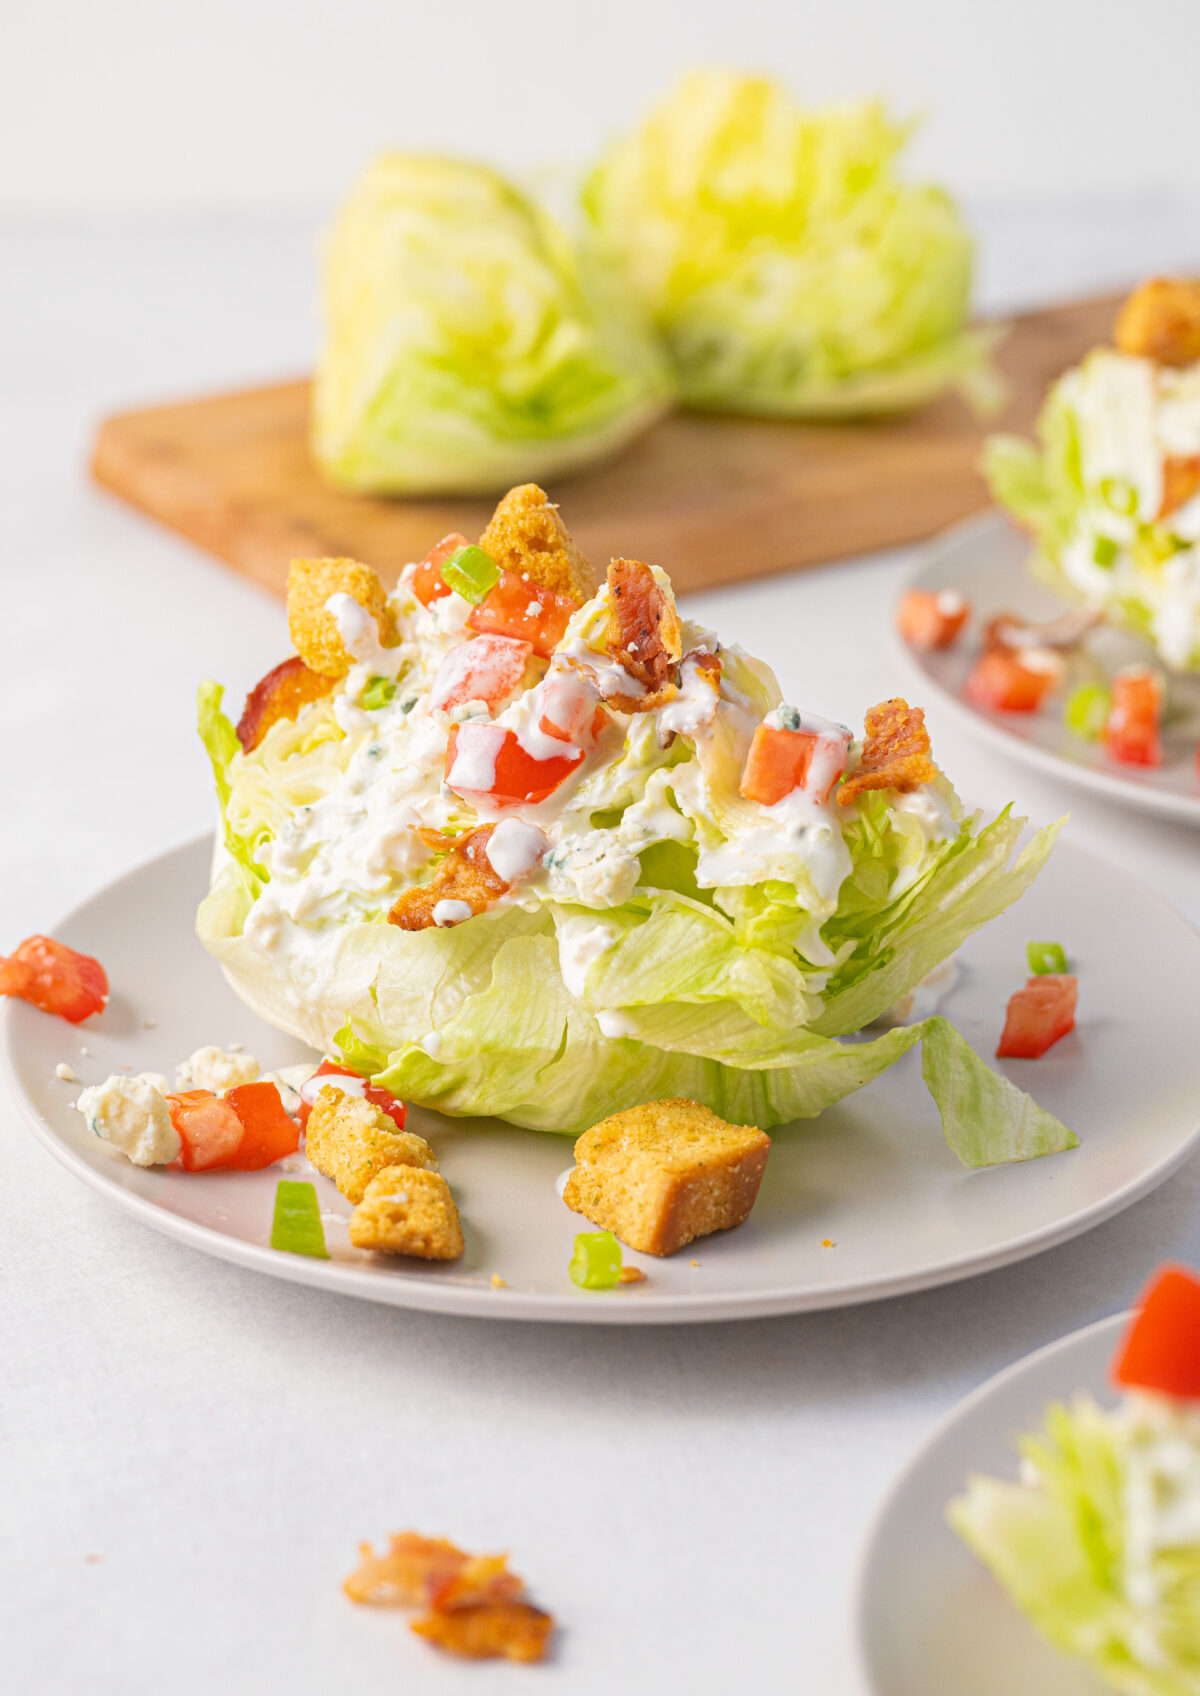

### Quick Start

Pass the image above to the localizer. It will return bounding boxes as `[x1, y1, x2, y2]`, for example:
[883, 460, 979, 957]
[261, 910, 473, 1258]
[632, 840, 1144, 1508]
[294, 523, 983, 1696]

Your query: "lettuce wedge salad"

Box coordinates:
[312, 155, 669, 496]
[951, 1266, 1200, 1695]
[986, 277, 1200, 672]
[197, 483, 1072, 1155]
[581, 70, 999, 419]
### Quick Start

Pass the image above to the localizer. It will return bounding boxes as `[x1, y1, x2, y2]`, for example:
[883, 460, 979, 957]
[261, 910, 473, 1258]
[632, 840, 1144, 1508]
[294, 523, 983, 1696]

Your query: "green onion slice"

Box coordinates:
[271, 1180, 330, 1258]
[362, 675, 396, 711]
[442, 545, 501, 606]
[568, 1230, 623, 1290]
[1027, 940, 1068, 976]
[1064, 683, 1110, 740]
[1092, 534, 1119, 569]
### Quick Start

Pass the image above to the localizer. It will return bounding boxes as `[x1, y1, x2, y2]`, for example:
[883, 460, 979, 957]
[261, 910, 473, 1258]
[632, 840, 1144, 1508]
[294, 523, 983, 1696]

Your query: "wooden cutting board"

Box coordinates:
[90, 292, 1121, 598]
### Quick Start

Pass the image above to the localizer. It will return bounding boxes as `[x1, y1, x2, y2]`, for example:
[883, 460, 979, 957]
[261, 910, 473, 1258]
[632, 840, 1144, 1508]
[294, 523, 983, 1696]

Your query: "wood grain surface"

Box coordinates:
[90, 292, 1121, 597]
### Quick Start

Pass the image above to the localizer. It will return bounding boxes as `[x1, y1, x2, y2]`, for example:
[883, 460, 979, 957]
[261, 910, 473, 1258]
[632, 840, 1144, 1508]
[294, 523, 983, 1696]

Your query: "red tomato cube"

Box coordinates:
[412, 533, 468, 606]
[1113, 1266, 1200, 1399]
[446, 723, 582, 807]
[1105, 667, 1163, 766]
[223, 1081, 301, 1170]
[966, 649, 1059, 713]
[167, 1090, 245, 1171]
[467, 571, 578, 659]
[896, 589, 970, 651]
[0, 935, 108, 1023]
[739, 724, 847, 807]
[430, 634, 533, 714]
[996, 973, 1078, 1058]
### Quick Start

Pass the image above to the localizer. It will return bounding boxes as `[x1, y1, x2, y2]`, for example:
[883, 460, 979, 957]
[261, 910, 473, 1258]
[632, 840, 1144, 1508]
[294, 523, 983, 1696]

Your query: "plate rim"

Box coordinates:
[894, 510, 1200, 827]
[853, 1308, 1127, 1693]
[5, 835, 1200, 1325]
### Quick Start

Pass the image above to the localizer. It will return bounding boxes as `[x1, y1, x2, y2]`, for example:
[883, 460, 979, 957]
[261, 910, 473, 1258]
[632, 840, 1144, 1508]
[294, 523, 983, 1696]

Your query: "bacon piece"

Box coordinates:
[430, 1555, 525, 1612]
[343, 1533, 469, 1607]
[982, 608, 1099, 653]
[1160, 455, 1200, 521]
[1114, 278, 1200, 366]
[837, 698, 938, 807]
[411, 1600, 554, 1663]
[604, 558, 682, 711]
[387, 826, 508, 931]
[236, 656, 334, 752]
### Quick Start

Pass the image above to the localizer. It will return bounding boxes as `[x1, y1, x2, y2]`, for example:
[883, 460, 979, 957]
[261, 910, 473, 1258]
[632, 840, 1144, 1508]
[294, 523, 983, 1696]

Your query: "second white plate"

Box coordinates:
[4, 833, 1200, 1322]
[857, 1311, 1125, 1695]
[896, 512, 1200, 826]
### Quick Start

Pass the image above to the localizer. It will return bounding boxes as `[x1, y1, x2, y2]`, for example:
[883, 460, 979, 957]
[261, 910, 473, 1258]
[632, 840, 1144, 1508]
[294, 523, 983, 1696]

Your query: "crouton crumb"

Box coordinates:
[562, 1098, 770, 1257]
[349, 1166, 464, 1260]
[479, 484, 595, 602]
[490, 1273, 507, 1289]
[618, 1266, 647, 1284]
[821, 1238, 835, 1249]
[1114, 277, 1200, 367]
[287, 556, 391, 677]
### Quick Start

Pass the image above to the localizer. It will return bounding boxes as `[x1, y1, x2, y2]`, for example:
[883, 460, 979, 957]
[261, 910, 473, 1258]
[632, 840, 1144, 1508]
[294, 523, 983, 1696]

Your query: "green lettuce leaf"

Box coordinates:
[196, 683, 266, 892]
[312, 154, 670, 496]
[950, 1397, 1200, 1694]
[582, 70, 1000, 418]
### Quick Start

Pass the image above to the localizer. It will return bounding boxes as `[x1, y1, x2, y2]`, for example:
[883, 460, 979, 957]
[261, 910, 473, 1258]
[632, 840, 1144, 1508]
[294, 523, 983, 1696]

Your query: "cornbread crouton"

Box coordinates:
[388, 826, 507, 931]
[305, 1087, 437, 1204]
[1114, 278, 1200, 367]
[236, 656, 334, 751]
[411, 1600, 553, 1663]
[286, 556, 391, 677]
[349, 1166, 464, 1259]
[563, 1099, 770, 1256]
[479, 483, 595, 603]
[838, 697, 937, 806]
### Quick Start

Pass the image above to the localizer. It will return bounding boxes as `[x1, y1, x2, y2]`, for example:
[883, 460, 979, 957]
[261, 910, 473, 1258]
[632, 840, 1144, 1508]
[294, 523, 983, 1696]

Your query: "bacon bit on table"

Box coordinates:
[236, 656, 334, 752]
[837, 699, 937, 806]
[343, 1532, 554, 1663]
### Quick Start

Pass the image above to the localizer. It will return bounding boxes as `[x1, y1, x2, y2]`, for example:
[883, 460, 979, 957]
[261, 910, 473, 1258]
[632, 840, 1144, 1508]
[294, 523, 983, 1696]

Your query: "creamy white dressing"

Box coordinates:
[485, 818, 547, 884]
[433, 899, 473, 926]
[1118, 1392, 1200, 1619]
[555, 915, 619, 997]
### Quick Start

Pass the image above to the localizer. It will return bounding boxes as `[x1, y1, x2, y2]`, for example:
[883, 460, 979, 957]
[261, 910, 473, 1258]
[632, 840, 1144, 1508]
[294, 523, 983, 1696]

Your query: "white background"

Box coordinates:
[3, 0, 1200, 212]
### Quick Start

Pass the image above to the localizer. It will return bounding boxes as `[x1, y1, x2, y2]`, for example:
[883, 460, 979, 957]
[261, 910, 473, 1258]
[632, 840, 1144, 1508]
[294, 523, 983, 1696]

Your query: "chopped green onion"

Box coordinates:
[1100, 476, 1137, 516]
[442, 545, 501, 606]
[568, 1230, 623, 1290]
[1027, 941, 1068, 976]
[1064, 683, 1110, 740]
[362, 675, 395, 711]
[271, 1180, 329, 1258]
[1092, 534, 1119, 569]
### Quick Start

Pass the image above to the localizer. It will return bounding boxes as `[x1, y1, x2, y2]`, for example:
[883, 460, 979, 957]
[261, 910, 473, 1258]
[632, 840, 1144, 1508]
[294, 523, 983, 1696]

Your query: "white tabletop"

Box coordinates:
[3, 207, 1200, 1695]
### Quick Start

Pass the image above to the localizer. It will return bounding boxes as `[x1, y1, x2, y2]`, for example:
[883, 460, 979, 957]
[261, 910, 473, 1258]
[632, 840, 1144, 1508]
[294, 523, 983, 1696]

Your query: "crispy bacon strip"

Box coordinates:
[411, 1600, 554, 1663]
[236, 656, 335, 752]
[837, 698, 937, 807]
[982, 608, 1099, 653]
[1114, 278, 1200, 367]
[430, 1555, 525, 1612]
[387, 827, 507, 931]
[605, 558, 682, 712]
[343, 1533, 469, 1607]
[1160, 454, 1200, 521]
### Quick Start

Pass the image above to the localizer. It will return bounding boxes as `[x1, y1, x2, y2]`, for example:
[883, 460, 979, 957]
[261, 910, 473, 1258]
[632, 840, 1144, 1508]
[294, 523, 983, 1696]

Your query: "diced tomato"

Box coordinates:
[222, 1081, 301, 1170]
[1105, 668, 1163, 767]
[430, 634, 533, 715]
[965, 648, 1059, 713]
[739, 724, 848, 807]
[536, 668, 603, 746]
[996, 973, 1078, 1059]
[467, 571, 578, 659]
[446, 722, 582, 807]
[0, 935, 108, 1023]
[1113, 1266, 1200, 1399]
[412, 533, 469, 607]
[297, 1059, 407, 1133]
[896, 589, 970, 651]
[167, 1090, 246, 1172]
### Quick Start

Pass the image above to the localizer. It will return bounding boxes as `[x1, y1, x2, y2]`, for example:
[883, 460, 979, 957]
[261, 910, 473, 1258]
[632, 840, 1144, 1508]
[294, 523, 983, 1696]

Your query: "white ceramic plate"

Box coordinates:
[896, 512, 1200, 825]
[4, 835, 1200, 1323]
[857, 1311, 1125, 1695]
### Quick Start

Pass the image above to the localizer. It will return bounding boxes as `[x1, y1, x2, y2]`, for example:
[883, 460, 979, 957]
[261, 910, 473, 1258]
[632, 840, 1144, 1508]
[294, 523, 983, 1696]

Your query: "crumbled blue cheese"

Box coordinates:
[175, 1046, 261, 1092]
[77, 1075, 181, 1166]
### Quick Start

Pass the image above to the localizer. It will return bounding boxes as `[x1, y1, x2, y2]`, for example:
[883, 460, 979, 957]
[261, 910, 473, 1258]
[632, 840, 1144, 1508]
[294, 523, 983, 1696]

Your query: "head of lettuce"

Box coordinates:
[581, 70, 999, 419]
[311, 155, 670, 495]
[196, 484, 1073, 1169]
